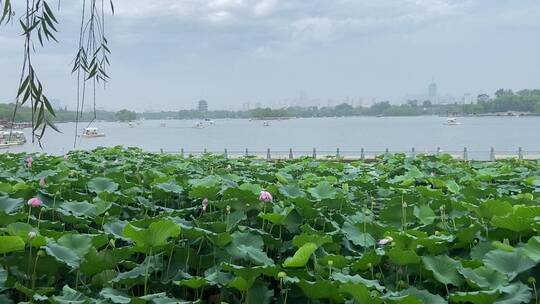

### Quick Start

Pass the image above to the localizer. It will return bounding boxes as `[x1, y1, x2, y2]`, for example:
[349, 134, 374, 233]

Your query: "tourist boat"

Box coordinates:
[0, 131, 27, 148]
[82, 127, 105, 138]
[204, 118, 215, 125]
[263, 121, 270, 127]
[444, 118, 462, 126]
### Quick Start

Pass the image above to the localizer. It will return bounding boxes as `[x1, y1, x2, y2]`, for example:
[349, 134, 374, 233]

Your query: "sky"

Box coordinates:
[0, 0, 539, 111]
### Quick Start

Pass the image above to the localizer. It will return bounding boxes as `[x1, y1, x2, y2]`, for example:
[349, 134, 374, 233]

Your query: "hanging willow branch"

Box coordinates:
[0, 0, 113, 146]
[73, 0, 113, 147]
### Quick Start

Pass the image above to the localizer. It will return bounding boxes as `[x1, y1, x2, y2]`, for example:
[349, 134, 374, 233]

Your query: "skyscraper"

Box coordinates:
[428, 82, 438, 104]
[197, 100, 208, 112]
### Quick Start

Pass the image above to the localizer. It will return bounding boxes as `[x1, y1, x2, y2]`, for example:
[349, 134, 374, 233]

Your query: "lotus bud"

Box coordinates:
[28, 231, 37, 239]
[37, 250, 45, 257]
[377, 236, 393, 246]
[435, 230, 440, 235]
[327, 260, 334, 267]
[401, 202, 408, 208]
[202, 198, 209, 212]
[226, 164, 232, 170]
[473, 239, 478, 244]
[64, 154, 69, 160]
[245, 203, 250, 207]
[26, 156, 33, 168]
[39, 178, 46, 187]
[277, 271, 287, 279]
[528, 277, 536, 285]
[27, 197, 43, 207]
[367, 263, 372, 268]
[105, 212, 110, 216]
[226, 205, 231, 213]
[109, 239, 116, 248]
[259, 191, 273, 203]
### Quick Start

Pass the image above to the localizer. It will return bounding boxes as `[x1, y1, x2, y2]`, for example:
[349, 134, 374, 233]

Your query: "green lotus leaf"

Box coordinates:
[331, 272, 384, 291]
[87, 177, 119, 193]
[388, 248, 421, 266]
[478, 200, 513, 219]
[51, 285, 89, 304]
[422, 255, 464, 286]
[103, 219, 129, 240]
[0, 236, 25, 254]
[154, 182, 183, 194]
[457, 266, 508, 289]
[283, 242, 318, 268]
[449, 290, 500, 304]
[111, 255, 163, 285]
[308, 182, 337, 201]
[339, 282, 382, 303]
[298, 280, 344, 303]
[0, 196, 23, 214]
[342, 222, 376, 247]
[188, 175, 221, 199]
[99, 287, 131, 303]
[522, 236, 540, 262]
[445, 180, 460, 194]
[413, 205, 436, 225]
[58, 201, 97, 218]
[176, 277, 208, 289]
[123, 220, 181, 253]
[44, 234, 93, 268]
[496, 282, 532, 304]
[226, 232, 274, 266]
[279, 184, 306, 198]
[400, 287, 446, 304]
[483, 250, 536, 280]
[292, 232, 332, 248]
[246, 280, 274, 304]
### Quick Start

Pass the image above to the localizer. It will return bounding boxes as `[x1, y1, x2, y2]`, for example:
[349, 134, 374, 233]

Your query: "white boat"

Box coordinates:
[129, 122, 134, 128]
[0, 131, 27, 147]
[263, 121, 270, 127]
[82, 127, 105, 138]
[444, 118, 462, 126]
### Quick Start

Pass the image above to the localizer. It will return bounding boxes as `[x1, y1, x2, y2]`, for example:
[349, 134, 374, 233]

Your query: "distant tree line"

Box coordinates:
[141, 89, 540, 119]
[2, 89, 540, 123]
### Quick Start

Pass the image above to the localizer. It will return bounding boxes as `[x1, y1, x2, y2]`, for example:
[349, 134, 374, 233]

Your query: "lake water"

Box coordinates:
[2, 116, 540, 160]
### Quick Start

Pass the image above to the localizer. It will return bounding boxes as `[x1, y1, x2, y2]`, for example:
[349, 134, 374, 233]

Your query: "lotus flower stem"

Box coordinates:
[165, 245, 175, 281]
[532, 280, 538, 304]
[31, 251, 41, 290]
[144, 248, 153, 295]
[27, 206, 32, 224]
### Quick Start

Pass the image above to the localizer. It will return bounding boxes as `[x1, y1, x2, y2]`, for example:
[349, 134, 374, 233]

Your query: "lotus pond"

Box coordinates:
[1, 147, 540, 303]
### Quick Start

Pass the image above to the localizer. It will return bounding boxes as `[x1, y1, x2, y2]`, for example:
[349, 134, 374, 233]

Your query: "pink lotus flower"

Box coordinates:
[202, 198, 209, 212]
[26, 156, 33, 168]
[377, 236, 393, 246]
[39, 178, 46, 186]
[259, 191, 273, 203]
[27, 197, 43, 207]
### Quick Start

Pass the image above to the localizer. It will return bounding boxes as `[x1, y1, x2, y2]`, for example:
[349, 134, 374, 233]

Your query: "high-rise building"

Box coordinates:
[197, 100, 208, 112]
[428, 82, 438, 104]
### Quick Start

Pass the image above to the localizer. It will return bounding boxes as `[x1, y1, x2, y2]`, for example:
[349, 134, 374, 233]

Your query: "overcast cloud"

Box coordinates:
[0, 0, 539, 111]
